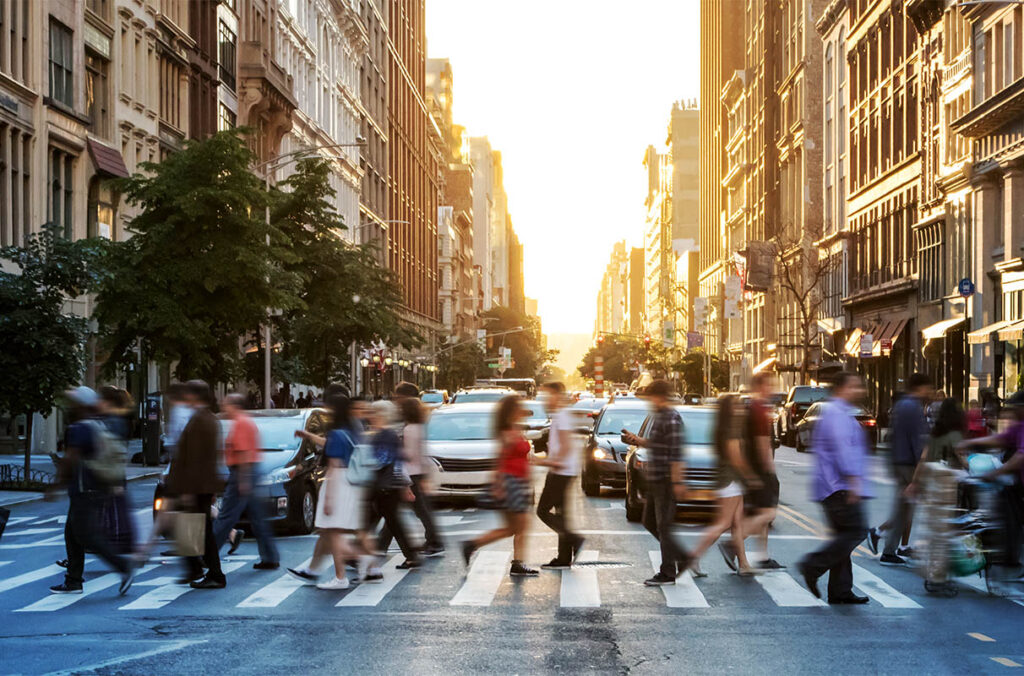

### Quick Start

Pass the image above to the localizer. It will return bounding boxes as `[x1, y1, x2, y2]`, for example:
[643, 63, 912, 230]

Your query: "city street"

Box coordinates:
[1, 446, 1021, 675]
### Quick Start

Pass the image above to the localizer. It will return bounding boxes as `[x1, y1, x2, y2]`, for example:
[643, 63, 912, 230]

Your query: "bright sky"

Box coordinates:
[425, 0, 700, 334]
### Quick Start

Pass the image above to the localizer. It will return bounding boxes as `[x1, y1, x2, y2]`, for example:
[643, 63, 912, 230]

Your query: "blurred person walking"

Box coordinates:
[164, 383, 193, 463]
[397, 396, 444, 557]
[797, 371, 872, 604]
[620, 380, 691, 586]
[167, 380, 226, 589]
[867, 373, 933, 565]
[461, 395, 539, 577]
[48, 386, 135, 595]
[536, 381, 585, 569]
[211, 393, 279, 570]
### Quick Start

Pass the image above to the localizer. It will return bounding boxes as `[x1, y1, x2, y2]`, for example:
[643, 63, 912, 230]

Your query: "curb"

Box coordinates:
[0, 467, 165, 509]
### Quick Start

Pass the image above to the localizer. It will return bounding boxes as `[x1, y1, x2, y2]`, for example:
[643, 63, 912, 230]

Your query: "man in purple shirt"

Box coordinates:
[798, 371, 872, 604]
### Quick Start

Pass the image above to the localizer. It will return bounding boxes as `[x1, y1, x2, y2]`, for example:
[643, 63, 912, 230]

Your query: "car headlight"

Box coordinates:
[258, 467, 294, 486]
[593, 447, 609, 460]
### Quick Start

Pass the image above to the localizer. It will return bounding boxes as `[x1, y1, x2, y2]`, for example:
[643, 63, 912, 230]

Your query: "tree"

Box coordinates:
[478, 306, 555, 379]
[93, 130, 300, 385]
[437, 341, 485, 392]
[577, 335, 643, 384]
[271, 157, 417, 388]
[674, 349, 729, 394]
[0, 224, 105, 475]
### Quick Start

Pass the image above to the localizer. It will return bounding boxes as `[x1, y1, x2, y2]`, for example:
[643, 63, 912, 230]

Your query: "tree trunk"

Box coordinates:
[23, 411, 33, 477]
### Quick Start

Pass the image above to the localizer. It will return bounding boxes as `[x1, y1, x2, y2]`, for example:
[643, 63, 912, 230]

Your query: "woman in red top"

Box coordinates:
[461, 395, 539, 577]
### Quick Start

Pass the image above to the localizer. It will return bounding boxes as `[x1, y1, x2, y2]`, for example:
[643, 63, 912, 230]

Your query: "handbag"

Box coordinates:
[173, 511, 206, 557]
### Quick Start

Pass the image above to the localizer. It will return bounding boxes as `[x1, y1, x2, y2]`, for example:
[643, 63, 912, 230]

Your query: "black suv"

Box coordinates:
[775, 386, 828, 447]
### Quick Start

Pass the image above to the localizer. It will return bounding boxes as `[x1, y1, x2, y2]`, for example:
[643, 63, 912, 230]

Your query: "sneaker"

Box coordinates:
[509, 561, 539, 577]
[286, 566, 320, 585]
[362, 568, 384, 583]
[396, 559, 421, 570]
[316, 576, 351, 591]
[49, 582, 83, 594]
[227, 530, 244, 555]
[756, 558, 786, 570]
[541, 558, 572, 570]
[253, 561, 280, 571]
[55, 558, 69, 569]
[119, 568, 136, 596]
[717, 541, 738, 572]
[421, 545, 445, 558]
[357, 554, 377, 580]
[866, 527, 881, 556]
[189, 575, 226, 589]
[879, 553, 909, 567]
[897, 546, 917, 559]
[644, 572, 676, 586]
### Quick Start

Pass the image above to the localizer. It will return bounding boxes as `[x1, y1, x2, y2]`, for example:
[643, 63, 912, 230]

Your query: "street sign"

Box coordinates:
[724, 275, 742, 319]
[488, 363, 499, 369]
[476, 329, 487, 350]
[662, 320, 675, 347]
[880, 337, 892, 353]
[958, 278, 975, 298]
[687, 331, 703, 349]
[694, 297, 708, 327]
[860, 333, 873, 358]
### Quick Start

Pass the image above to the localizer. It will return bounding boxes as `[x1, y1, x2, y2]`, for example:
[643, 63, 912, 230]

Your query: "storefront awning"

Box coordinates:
[998, 319, 1024, 342]
[752, 356, 777, 374]
[921, 317, 966, 341]
[869, 319, 908, 357]
[87, 139, 129, 178]
[967, 319, 1015, 344]
[843, 327, 865, 357]
[816, 317, 844, 334]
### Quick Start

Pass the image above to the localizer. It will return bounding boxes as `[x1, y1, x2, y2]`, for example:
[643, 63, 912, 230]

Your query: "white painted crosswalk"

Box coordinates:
[754, 571, 828, 607]
[238, 558, 312, 609]
[120, 560, 249, 611]
[451, 550, 511, 606]
[648, 551, 709, 608]
[851, 565, 921, 608]
[560, 550, 600, 607]
[16, 565, 157, 612]
[337, 555, 408, 607]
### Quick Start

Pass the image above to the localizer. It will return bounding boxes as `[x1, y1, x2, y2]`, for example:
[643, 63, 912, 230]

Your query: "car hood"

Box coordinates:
[635, 443, 715, 469]
[160, 447, 299, 482]
[426, 439, 500, 458]
[594, 435, 628, 455]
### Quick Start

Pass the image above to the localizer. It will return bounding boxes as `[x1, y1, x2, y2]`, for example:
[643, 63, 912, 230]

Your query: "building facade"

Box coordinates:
[595, 241, 629, 337]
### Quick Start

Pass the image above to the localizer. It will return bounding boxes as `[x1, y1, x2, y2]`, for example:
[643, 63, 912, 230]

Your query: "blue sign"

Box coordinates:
[958, 278, 975, 298]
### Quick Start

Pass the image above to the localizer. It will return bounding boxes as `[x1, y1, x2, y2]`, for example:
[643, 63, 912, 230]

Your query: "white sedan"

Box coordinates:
[424, 403, 500, 497]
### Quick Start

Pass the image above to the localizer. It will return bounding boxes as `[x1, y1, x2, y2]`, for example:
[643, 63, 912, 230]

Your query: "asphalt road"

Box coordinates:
[1, 446, 1022, 675]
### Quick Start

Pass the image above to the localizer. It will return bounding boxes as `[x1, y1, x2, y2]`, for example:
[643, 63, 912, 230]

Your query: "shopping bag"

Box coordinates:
[173, 512, 206, 557]
[102, 493, 136, 554]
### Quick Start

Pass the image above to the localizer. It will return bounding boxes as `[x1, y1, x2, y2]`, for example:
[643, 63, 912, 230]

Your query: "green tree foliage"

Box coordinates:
[271, 157, 417, 389]
[674, 349, 730, 394]
[0, 223, 105, 473]
[577, 335, 643, 384]
[92, 131, 300, 384]
[437, 341, 485, 392]
[478, 306, 556, 379]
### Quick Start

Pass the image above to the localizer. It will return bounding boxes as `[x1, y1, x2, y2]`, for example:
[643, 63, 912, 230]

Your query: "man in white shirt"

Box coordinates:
[537, 381, 585, 569]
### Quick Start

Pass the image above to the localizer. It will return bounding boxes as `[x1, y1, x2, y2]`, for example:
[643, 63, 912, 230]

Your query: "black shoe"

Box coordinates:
[797, 561, 821, 599]
[571, 536, 586, 562]
[866, 527, 881, 556]
[253, 561, 280, 571]
[396, 559, 421, 570]
[160, 549, 179, 557]
[644, 572, 676, 586]
[189, 575, 227, 589]
[896, 546, 917, 559]
[828, 593, 869, 605]
[119, 568, 136, 596]
[285, 567, 320, 584]
[55, 558, 69, 569]
[541, 558, 572, 570]
[49, 582, 83, 594]
[177, 573, 204, 585]
[421, 545, 445, 558]
[717, 541, 738, 572]
[879, 554, 908, 567]
[757, 558, 786, 570]
[228, 530, 243, 555]
[510, 561, 539, 577]
[362, 571, 384, 583]
[461, 541, 475, 567]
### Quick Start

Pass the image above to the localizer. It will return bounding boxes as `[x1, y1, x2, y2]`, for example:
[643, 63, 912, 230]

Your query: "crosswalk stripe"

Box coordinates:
[337, 555, 408, 607]
[450, 549, 511, 606]
[119, 560, 248, 610]
[0, 563, 65, 595]
[238, 558, 312, 608]
[16, 564, 157, 612]
[852, 565, 921, 608]
[754, 571, 827, 607]
[648, 552, 709, 608]
[0, 560, 11, 568]
[957, 573, 989, 594]
[5, 528, 62, 537]
[560, 550, 600, 607]
[0, 535, 65, 550]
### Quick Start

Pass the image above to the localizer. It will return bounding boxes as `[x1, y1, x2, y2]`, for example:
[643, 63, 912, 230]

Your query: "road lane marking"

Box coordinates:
[560, 550, 600, 607]
[0, 535, 65, 550]
[778, 505, 872, 557]
[43, 639, 207, 676]
[4, 527, 62, 537]
[851, 565, 921, 608]
[237, 558, 313, 608]
[133, 576, 181, 587]
[968, 633, 996, 642]
[16, 564, 156, 612]
[337, 555, 408, 607]
[436, 516, 463, 526]
[958, 574, 989, 594]
[450, 549, 511, 606]
[0, 561, 11, 568]
[119, 560, 248, 610]
[754, 571, 827, 607]
[0, 563, 65, 595]
[34, 516, 67, 525]
[991, 658, 1022, 667]
[6, 516, 38, 525]
[649, 551, 709, 608]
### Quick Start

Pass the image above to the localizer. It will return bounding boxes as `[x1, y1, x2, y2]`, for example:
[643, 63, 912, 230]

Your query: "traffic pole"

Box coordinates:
[595, 355, 604, 397]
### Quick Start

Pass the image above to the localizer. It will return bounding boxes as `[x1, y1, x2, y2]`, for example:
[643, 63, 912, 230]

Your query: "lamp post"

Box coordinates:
[252, 138, 366, 408]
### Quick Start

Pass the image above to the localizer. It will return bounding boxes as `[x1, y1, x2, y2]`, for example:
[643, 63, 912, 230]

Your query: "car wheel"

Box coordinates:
[581, 465, 601, 497]
[296, 484, 316, 534]
[625, 474, 643, 523]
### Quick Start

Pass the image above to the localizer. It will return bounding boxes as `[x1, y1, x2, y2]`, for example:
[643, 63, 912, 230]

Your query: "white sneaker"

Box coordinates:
[316, 576, 351, 591]
[358, 555, 377, 580]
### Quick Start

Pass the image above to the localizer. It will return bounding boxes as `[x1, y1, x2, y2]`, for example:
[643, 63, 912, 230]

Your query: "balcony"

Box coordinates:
[847, 258, 916, 300]
[952, 77, 1024, 139]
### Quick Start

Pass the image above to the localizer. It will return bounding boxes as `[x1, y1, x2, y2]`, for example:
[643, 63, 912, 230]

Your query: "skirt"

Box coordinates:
[315, 467, 365, 531]
[501, 473, 534, 513]
[717, 481, 744, 499]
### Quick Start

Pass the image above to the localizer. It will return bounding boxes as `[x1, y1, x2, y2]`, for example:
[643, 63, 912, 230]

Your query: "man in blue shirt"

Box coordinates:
[798, 371, 872, 604]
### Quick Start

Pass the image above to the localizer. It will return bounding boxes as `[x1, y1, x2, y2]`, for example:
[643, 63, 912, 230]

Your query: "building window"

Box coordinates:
[49, 147, 75, 239]
[86, 0, 111, 21]
[917, 221, 944, 302]
[87, 177, 116, 239]
[49, 19, 74, 107]
[218, 21, 237, 91]
[218, 103, 236, 131]
[86, 51, 110, 138]
[0, 123, 32, 247]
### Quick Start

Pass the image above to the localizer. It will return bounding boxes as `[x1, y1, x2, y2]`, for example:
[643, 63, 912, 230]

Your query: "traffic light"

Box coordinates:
[597, 334, 605, 347]
[644, 334, 651, 348]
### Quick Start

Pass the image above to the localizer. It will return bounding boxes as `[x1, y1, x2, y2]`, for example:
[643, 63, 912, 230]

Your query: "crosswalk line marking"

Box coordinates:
[852, 565, 921, 608]
[968, 632, 996, 642]
[6, 516, 39, 526]
[337, 555, 408, 607]
[120, 560, 248, 610]
[958, 574, 989, 593]
[16, 564, 157, 612]
[133, 576, 181, 587]
[0, 535, 66, 550]
[450, 549, 511, 606]
[34, 516, 67, 525]
[754, 571, 827, 607]
[0, 561, 11, 568]
[991, 657, 1022, 667]
[560, 550, 600, 607]
[238, 558, 313, 608]
[648, 551, 709, 608]
[4, 527, 63, 537]
[436, 516, 463, 526]
[0, 563, 65, 595]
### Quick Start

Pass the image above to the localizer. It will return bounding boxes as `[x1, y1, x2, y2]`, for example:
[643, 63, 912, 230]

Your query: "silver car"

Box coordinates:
[424, 403, 500, 497]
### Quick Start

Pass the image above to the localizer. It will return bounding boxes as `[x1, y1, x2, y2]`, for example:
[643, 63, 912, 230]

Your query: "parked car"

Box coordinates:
[520, 399, 551, 454]
[423, 403, 500, 498]
[449, 387, 513, 404]
[775, 386, 829, 447]
[793, 401, 878, 452]
[570, 397, 606, 431]
[623, 406, 718, 522]
[421, 389, 449, 409]
[152, 408, 330, 534]
[580, 399, 651, 496]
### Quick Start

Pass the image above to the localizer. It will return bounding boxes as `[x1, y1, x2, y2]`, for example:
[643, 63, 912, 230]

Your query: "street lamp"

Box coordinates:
[252, 138, 367, 408]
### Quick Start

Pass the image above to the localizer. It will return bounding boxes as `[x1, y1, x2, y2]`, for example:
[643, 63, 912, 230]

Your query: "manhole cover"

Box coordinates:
[572, 561, 633, 569]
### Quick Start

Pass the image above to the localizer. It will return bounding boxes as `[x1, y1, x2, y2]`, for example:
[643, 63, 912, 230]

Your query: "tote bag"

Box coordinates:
[173, 512, 206, 557]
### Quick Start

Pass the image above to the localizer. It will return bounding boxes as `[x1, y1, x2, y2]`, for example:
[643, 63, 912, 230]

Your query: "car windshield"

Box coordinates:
[421, 393, 444, 403]
[427, 413, 493, 441]
[521, 402, 547, 421]
[221, 417, 303, 451]
[596, 408, 649, 435]
[677, 409, 715, 444]
[573, 400, 604, 412]
[792, 387, 828, 404]
[768, 393, 786, 407]
[453, 391, 506, 403]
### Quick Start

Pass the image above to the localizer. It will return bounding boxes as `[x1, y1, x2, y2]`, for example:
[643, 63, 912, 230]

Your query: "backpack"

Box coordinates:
[82, 419, 127, 489]
[343, 431, 381, 487]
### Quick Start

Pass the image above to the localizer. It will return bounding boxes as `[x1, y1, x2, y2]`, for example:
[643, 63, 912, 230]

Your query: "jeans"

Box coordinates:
[183, 494, 223, 581]
[410, 474, 442, 549]
[373, 489, 419, 562]
[64, 492, 130, 587]
[642, 479, 689, 577]
[212, 465, 279, 564]
[537, 473, 581, 562]
[883, 464, 916, 556]
[801, 491, 866, 598]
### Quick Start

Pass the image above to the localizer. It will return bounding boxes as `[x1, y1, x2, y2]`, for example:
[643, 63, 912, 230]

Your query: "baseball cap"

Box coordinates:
[65, 385, 99, 408]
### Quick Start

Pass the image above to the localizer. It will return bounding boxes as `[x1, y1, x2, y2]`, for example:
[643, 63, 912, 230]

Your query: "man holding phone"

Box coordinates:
[621, 379, 690, 586]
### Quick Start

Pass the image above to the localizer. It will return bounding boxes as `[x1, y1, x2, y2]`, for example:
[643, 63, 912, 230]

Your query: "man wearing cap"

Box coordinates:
[49, 386, 135, 596]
